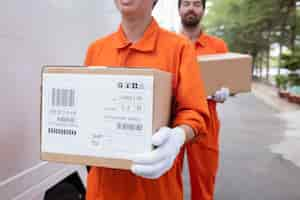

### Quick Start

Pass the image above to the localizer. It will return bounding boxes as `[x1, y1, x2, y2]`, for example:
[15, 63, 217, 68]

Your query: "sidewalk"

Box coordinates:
[270, 110, 300, 168]
[251, 81, 300, 113]
[252, 81, 300, 169]
[215, 92, 300, 200]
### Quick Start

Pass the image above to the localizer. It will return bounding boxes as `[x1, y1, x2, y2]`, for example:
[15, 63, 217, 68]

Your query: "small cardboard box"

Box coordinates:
[41, 66, 172, 170]
[197, 53, 253, 96]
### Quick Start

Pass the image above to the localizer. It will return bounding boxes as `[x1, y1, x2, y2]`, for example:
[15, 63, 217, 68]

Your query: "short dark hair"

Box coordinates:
[153, 0, 158, 8]
[178, 0, 206, 10]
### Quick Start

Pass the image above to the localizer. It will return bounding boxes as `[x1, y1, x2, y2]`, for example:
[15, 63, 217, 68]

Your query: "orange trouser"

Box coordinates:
[86, 155, 185, 200]
[179, 100, 220, 200]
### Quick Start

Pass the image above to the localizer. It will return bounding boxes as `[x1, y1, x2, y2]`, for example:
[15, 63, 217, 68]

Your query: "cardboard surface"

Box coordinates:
[198, 53, 253, 96]
[41, 66, 172, 170]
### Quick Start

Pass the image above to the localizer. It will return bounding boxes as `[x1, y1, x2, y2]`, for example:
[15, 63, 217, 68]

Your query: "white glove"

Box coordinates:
[131, 127, 186, 179]
[208, 87, 230, 103]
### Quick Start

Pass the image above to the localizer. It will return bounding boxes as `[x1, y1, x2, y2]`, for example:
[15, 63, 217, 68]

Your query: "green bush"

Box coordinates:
[288, 73, 300, 86]
[275, 74, 289, 90]
[280, 49, 300, 72]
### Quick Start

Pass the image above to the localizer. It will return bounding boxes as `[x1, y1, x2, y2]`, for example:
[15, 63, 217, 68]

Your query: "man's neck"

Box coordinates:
[181, 25, 202, 43]
[121, 15, 152, 43]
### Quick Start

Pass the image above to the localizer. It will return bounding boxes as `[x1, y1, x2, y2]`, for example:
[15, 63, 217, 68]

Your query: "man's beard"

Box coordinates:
[181, 12, 201, 28]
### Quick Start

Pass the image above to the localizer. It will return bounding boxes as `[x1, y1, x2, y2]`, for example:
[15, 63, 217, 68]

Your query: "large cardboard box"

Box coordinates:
[41, 66, 172, 170]
[198, 53, 253, 96]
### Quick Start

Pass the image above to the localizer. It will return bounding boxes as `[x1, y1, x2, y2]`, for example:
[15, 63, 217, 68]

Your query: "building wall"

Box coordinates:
[0, 1, 119, 199]
[153, 0, 181, 32]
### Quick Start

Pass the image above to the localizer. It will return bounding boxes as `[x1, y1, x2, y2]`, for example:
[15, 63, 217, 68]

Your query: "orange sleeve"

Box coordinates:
[172, 42, 210, 137]
[216, 39, 229, 53]
[84, 43, 96, 66]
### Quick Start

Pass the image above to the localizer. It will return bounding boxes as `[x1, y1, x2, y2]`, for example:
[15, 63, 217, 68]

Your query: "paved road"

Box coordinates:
[183, 93, 300, 200]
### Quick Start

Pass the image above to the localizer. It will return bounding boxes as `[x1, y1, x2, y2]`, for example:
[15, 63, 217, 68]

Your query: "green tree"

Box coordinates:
[204, 0, 300, 80]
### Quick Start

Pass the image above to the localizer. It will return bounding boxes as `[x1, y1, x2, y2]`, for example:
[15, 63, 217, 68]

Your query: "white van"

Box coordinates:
[0, 1, 119, 199]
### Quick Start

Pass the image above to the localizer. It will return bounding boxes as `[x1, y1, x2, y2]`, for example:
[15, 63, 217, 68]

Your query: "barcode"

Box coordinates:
[51, 88, 75, 107]
[48, 128, 77, 136]
[116, 123, 143, 131]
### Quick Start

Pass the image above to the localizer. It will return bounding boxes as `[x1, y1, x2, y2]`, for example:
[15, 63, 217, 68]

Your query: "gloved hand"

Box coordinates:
[131, 126, 186, 179]
[208, 87, 230, 103]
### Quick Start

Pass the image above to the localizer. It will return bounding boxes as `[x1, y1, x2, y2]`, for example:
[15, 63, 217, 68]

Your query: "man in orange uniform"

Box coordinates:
[178, 0, 230, 200]
[84, 0, 211, 199]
